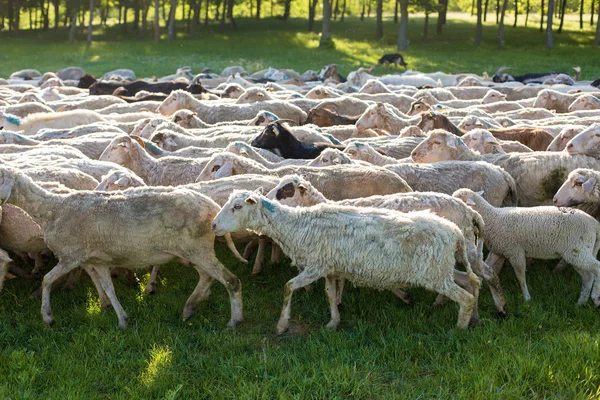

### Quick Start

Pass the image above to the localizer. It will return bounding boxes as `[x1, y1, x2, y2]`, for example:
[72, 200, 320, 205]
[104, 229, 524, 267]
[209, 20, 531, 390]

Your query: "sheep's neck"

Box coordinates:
[276, 131, 305, 158]
[251, 204, 306, 256]
[127, 146, 158, 184]
[9, 175, 59, 230]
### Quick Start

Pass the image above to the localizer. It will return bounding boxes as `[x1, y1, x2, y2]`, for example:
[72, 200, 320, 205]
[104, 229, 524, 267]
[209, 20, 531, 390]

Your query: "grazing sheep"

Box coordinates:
[266, 174, 507, 315]
[212, 190, 480, 332]
[453, 189, 600, 306]
[0, 166, 245, 329]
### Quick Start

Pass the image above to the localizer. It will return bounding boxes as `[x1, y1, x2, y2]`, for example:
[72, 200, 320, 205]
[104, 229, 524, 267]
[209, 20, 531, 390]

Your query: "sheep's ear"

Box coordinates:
[114, 177, 128, 186]
[255, 187, 264, 195]
[475, 190, 485, 196]
[583, 177, 596, 193]
[245, 196, 258, 205]
[551, 95, 557, 101]
[118, 141, 130, 148]
[446, 136, 457, 149]
[465, 198, 476, 206]
[131, 135, 146, 148]
[297, 183, 307, 194]
[483, 135, 496, 143]
[239, 149, 249, 156]
[215, 161, 234, 178]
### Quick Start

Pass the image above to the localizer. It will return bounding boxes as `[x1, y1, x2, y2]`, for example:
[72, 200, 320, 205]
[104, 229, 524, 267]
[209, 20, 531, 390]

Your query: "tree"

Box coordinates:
[557, 0, 566, 32]
[539, 0, 544, 31]
[376, 0, 383, 39]
[397, 0, 408, 49]
[497, 0, 508, 47]
[595, 1, 600, 45]
[475, 0, 482, 45]
[154, 0, 159, 41]
[513, 0, 517, 26]
[319, 0, 333, 47]
[436, 0, 447, 33]
[307, 0, 318, 30]
[167, 0, 175, 41]
[86, 0, 94, 45]
[546, 0, 554, 48]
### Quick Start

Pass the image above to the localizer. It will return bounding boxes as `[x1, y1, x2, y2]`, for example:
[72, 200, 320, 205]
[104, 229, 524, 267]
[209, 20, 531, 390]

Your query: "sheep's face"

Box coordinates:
[221, 85, 244, 99]
[461, 129, 497, 153]
[356, 104, 385, 130]
[249, 111, 278, 127]
[456, 77, 481, 87]
[236, 88, 271, 104]
[417, 112, 443, 132]
[452, 188, 482, 208]
[40, 88, 62, 102]
[157, 91, 185, 115]
[568, 95, 600, 112]
[212, 190, 263, 235]
[197, 156, 235, 181]
[96, 171, 139, 191]
[99, 137, 133, 165]
[547, 128, 579, 151]
[0, 171, 15, 205]
[553, 170, 597, 207]
[533, 90, 559, 109]
[565, 124, 600, 156]
[411, 131, 461, 163]
[130, 118, 153, 138]
[343, 142, 372, 162]
[266, 176, 310, 207]
[481, 90, 506, 104]
[458, 117, 486, 132]
[407, 101, 430, 116]
[151, 132, 179, 151]
[19, 93, 44, 104]
[306, 86, 331, 100]
[251, 123, 282, 150]
[359, 80, 387, 95]
[308, 149, 350, 167]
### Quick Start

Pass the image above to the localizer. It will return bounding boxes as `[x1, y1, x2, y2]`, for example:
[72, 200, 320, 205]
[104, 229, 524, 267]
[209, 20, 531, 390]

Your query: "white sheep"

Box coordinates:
[453, 189, 600, 306]
[1, 110, 107, 135]
[546, 126, 584, 151]
[568, 94, 600, 112]
[461, 129, 533, 154]
[564, 123, 600, 159]
[553, 168, 600, 208]
[212, 190, 480, 332]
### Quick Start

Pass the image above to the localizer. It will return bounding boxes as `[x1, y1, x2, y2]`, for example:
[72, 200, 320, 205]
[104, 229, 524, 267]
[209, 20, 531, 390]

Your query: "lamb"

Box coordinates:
[568, 94, 600, 112]
[453, 188, 600, 306]
[266, 174, 507, 315]
[212, 190, 480, 332]
[157, 90, 307, 124]
[195, 153, 413, 200]
[564, 124, 600, 159]
[410, 130, 600, 206]
[461, 129, 533, 154]
[1, 110, 107, 136]
[99, 135, 211, 186]
[547, 126, 584, 151]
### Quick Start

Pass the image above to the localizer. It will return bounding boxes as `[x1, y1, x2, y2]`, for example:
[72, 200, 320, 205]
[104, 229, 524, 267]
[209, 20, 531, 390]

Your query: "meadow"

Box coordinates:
[1, 13, 600, 399]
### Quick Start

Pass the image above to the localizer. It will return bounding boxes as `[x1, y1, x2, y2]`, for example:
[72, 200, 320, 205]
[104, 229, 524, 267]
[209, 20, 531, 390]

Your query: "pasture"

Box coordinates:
[1, 13, 600, 399]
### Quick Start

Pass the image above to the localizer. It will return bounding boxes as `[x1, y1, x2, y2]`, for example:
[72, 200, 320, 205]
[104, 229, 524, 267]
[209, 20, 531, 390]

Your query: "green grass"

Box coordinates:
[0, 13, 599, 80]
[1, 244, 600, 398]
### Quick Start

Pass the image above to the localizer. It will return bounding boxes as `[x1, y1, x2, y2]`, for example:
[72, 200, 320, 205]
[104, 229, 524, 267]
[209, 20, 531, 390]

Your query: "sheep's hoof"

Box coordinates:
[145, 284, 157, 296]
[118, 318, 129, 330]
[469, 315, 480, 327]
[43, 314, 54, 326]
[182, 307, 197, 322]
[276, 323, 289, 336]
[325, 321, 339, 330]
[227, 319, 242, 329]
[251, 269, 261, 276]
[496, 309, 509, 319]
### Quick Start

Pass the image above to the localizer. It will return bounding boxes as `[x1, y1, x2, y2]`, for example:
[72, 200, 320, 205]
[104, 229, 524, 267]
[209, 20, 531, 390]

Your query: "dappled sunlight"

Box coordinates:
[139, 345, 173, 387]
[86, 289, 101, 318]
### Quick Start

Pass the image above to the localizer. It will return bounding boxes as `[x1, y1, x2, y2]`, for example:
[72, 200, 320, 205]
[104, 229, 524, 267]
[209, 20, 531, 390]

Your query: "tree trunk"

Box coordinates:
[154, 0, 160, 41]
[123, 6, 128, 31]
[256, 0, 261, 19]
[340, 0, 347, 20]
[204, 0, 209, 25]
[367, 0, 371, 17]
[376, 0, 383, 38]
[557, 0, 566, 32]
[227, 0, 236, 29]
[591, 0, 595, 26]
[333, 0, 339, 19]
[579, 0, 584, 28]
[397, 0, 408, 49]
[497, 0, 508, 47]
[424, 12, 429, 38]
[220, 0, 226, 24]
[53, 0, 60, 28]
[394, 0, 399, 23]
[307, 0, 318, 30]
[43, 0, 50, 29]
[13, 0, 20, 35]
[133, 0, 141, 30]
[539, 0, 544, 31]
[546, 0, 554, 48]
[283, 0, 291, 20]
[167, 0, 175, 41]
[471, 0, 475, 15]
[141, 0, 151, 34]
[595, 2, 600, 45]
[68, 11, 77, 42]
[360, 0, 365, 20]
[186, 0, 192, 33]
[513, 0, 517, 26]
[496, 0, 499, 23]
[437, 0, 447, 33]
[525, 0, 530, 25]
[191, 0, 201, 32]
[320, 0, 332, 47]
[475, 0, 483, 45]
[86, 0, 94, 45]
[484, 0, 489, 20]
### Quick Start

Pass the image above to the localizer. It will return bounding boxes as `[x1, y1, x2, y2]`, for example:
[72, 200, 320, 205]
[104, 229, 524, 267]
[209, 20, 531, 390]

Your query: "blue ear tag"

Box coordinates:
[4, 115, 21, 126]
[265, 111, 279, 120]
[261, 198, 276, 213]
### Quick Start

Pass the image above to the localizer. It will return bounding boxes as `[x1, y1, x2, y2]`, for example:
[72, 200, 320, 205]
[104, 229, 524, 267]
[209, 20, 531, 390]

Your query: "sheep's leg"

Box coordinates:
[572, 266, 594, 306]
[270, 243, 281, 265]
[184, 247, 243, 328]
[182, 271, 213, 321]
[325, 277, 341, 329]
[335, 278, 345, 305]
[0, 260, 9, 293]
[40, 258, 81, 326]
[31, 252, 44, 278]
[82, 267, 111, 309]
[243, 240, 259, 259]
[553, 259, 569, 273]
[251, 238, 267, 275]
[508, 253, 531, 302]
[392, 289, 414, 305]
[277, 268, 322, 335]
[480, 261, 507, 317]
[145, 266, 160, 295]
[486, 252, 506, 274]
[62, 268, 82, 291]
[437, 281, 475, 330]
[433, 271, 480, 322]
[86, 266, 128, 329]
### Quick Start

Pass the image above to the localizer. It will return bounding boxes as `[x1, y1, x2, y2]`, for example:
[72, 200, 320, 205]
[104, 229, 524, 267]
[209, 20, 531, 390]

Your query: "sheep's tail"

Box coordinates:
[224, 233, 248, 263]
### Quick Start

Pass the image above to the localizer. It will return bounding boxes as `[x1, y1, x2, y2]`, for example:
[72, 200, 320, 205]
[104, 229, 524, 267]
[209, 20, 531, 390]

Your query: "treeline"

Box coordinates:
[0, 0, 598, 48]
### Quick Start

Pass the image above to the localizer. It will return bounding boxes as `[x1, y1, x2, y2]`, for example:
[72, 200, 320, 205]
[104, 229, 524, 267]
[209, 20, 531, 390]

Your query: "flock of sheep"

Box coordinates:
[1, 64, 600, 334]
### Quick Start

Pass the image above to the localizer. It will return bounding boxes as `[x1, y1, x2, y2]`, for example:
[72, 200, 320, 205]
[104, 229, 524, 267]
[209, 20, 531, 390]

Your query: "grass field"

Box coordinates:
[2, 13, 600, 399]
[0, 13, 599, 80]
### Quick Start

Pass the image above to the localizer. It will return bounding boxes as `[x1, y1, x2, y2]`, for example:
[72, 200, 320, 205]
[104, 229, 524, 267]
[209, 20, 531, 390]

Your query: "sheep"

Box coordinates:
[568, 94, 600, 112]
[564, 124, 600, 159]
[453, 188, 600, 306]
[349, 92, 416, 114]
[53, 96, 127, 112]
[157, 90, 307, 124]
[533, 89, 581, 113]
[547, 126, 584, 151]
[307, 148, 355, 167]
[1, 102, 54, 118]
[1, 110, 107, 135]
[358, 80, 392, 94]
[266, 175, 507, 315]
[99, 135, 211, 186]
[95, 169, 146, 192]
[410, 130, 600, 205]
[304, 107, 359, 127]
[553, 168, 600, 208]
[458, 115, 503, 131]
[305, 85, 343, 99]
[480, 90, 507, 104]
[343, 136, 424, 160]
[225, 141, 284, 163]
[0, 166, 246, 328]
[0, 247, 13, 293]
[150, 129, 255, 150]
[461, 129, 533, 154]
[355, 103, 420, 133]
[195, 153, 413, 200]
[236, 87, 276, 103]
[343, 141, 400, 166]
[212, 190, 480, 332]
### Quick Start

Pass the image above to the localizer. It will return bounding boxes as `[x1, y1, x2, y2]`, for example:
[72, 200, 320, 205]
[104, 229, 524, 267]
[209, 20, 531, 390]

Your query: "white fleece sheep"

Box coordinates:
[2, 110, 107, 135]
[212, 190, 480, 332]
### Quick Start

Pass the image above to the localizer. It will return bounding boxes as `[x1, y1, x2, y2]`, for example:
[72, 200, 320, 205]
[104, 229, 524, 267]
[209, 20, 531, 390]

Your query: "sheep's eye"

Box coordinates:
[212, 165, 221, 172]
[233, 204, 242, 210]
[347, 150, 356, 155]
[595, 133, 600, 138]
[433, 141, 441, 145]
[574, 181, 583, 187]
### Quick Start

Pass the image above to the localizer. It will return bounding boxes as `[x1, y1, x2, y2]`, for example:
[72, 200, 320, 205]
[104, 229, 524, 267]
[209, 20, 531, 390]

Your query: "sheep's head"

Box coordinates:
[411, 130, 467, 163]
[568, 95, 600, 112]
[565, 124, 600, 157]
[171, 109, 197, 126]
[407, 100, 431, 116]
[533, 89, 561, 109]
[553, 169, 599, 207]
[343, 142, 375, 163]
[481, 90, 506, 104]
[306, 86, 333, 100]
[225, 141, 254, 157]
[452, 188, 485, 209]
[157, 90, 189, 115]
[249, 111, 279, 126]
[212, 189, 267, 236]
[547, 127, 581, 151]
[461, 129, 504, 155]
[196, 154, 237, 181]
[0, 131, 26, 145]
[356, 103, 388, 131]
[456, 76, 481, 87]
[251, 121, 287, 150]
[308, 148, 352, 167]
[221, 83, 245, 99]
[359, 80, 389, 94]
[318, 64, 339, 82]
[266, 175, 313, 207]
[458, 116, 488, 132]
[99, 135, 145, 166]
[150, 131, 179, 151]
[18, 92, 45, 104]
[417, 111, 440, 132]
[96, 170, 145, 191]
[236, 87, 273, 104]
